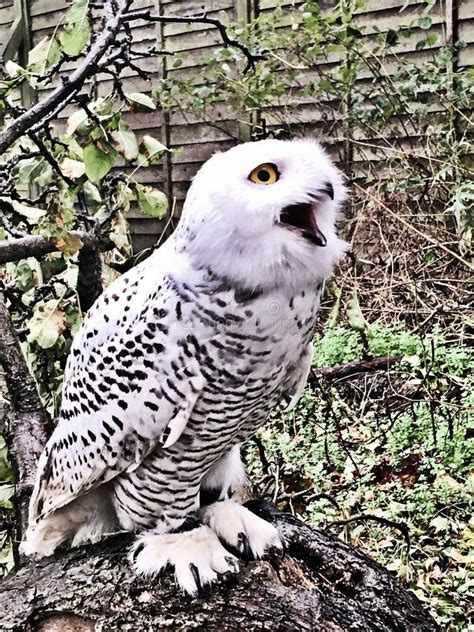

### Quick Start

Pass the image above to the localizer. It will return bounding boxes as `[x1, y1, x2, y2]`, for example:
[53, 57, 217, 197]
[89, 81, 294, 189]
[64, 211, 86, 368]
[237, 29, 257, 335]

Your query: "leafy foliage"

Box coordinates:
[248, 324, 473, 631]
[1, 42, 170, 416]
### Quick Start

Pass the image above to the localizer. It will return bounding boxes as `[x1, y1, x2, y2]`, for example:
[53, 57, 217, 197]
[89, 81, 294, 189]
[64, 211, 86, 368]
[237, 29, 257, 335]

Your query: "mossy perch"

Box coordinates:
[1, 502, 438, 632]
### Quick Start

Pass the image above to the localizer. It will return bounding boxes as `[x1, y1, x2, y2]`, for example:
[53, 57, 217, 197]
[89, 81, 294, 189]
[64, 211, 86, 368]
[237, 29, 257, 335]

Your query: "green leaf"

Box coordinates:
[83, 142, 117, 183]
[15, 158, 42, 186]
[66, 108, 89, 135]
[124, 92, 156, 111]
[28, 36, 61, 75]
[60, 23, 91, 56]
[346, 291, 369, 333]
[7, 199, 47, 221]
[136, 183, 168, 218]
[67, 0, 90, 23]
[5, 61, 23, 78]
[28, 37, 50, 67]
[83, 180, 102, 204]
[59, 0, 91, 56]
[417, 16, 432, 30]
[0, 437, 13, 483]
[61, 157, 86, 179]
[27, 299, 65, 349]
[140, 135, 168, 165]
[64, 303, 82, 334]
[35, 162, 54, 188]
[111, 122, 139, 161]
[425, 32, 438, 46]
[0, 484, 14, 509]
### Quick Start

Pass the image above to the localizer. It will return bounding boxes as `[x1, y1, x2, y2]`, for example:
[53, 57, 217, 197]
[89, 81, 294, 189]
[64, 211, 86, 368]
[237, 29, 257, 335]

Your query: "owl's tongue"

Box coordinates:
[279, 202, 327, 247]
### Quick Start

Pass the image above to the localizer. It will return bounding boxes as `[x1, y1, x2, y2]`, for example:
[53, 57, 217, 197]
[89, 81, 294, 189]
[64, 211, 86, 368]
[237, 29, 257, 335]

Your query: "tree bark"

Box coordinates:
[1, 502, 439, 632]
[0, 290, 49, 543]
[0, 232, 113, 265]
[77, 244, 103, 312]
[310, 356, 403, 382]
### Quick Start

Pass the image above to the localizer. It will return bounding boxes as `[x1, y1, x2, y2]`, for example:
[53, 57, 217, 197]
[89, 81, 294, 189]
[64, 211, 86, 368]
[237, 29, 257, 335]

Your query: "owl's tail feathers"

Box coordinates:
[21, 487, 119, 558]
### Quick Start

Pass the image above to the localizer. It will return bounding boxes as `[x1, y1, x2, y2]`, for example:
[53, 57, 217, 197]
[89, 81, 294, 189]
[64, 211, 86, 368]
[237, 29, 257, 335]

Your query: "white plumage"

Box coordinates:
[22, 138, 347, 593]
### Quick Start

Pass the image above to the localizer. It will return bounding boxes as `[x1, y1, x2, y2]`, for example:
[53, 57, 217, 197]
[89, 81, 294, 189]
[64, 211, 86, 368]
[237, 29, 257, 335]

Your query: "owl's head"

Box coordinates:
[177, 138, 348, 290]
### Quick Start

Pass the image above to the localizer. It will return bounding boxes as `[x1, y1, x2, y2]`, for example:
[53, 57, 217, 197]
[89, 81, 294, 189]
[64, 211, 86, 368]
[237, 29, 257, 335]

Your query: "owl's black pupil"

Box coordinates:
[258, 169, 271, 182]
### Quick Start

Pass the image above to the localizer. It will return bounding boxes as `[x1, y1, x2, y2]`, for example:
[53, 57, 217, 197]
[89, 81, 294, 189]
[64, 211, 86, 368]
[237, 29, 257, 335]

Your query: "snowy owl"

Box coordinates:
[22, 138, 347, 594]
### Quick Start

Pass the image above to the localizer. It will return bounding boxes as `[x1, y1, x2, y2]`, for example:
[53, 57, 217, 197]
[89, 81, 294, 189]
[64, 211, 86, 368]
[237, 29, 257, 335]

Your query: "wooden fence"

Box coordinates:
[1, 0, 472, 251]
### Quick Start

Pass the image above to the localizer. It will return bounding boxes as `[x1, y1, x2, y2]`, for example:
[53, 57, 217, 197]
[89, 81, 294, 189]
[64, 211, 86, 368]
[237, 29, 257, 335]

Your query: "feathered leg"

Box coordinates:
[131, 520, 239, 595]
[199, 445, 284, 561]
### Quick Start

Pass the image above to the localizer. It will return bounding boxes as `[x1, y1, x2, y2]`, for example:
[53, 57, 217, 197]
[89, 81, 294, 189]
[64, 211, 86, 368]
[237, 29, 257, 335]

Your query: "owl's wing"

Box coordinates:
[29, 258, 206, 524]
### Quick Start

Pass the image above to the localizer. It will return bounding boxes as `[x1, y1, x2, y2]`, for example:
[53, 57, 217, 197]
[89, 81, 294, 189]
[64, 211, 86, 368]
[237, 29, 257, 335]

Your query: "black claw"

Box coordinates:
[189, 563, 202, 593]
[267, 543, 285, 565]
[243, 498, 283, 518]
[238, 532, 252, 560]
[132, 542, 145, 561]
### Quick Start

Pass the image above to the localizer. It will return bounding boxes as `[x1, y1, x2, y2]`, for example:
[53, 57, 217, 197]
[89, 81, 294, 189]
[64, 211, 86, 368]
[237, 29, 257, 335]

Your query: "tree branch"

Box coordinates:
[0, 231, 113, 264]
[0, 0, 133, 156]
[330, 513, 411, 552]
[123, 10, 266, 73]
[309, 355, 404, 382]
[77, 244, 103, 312]
[1, 502, 439, 631]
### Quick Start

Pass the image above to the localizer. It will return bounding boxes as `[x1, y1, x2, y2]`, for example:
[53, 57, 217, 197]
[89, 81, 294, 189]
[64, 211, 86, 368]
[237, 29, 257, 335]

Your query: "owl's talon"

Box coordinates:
[200, 500, 284, 561]
[132, 542, 145, 561]
[238, 531, 252, 559]
[189, 562, 202, 593]
[131, 525, 239, 595]
[267, 543, 286, 565]
[225, 555, 240, 571]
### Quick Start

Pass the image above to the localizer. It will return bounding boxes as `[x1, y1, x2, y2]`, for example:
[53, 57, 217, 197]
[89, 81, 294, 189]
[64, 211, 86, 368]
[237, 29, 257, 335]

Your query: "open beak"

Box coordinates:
[279, 202, 327, 247]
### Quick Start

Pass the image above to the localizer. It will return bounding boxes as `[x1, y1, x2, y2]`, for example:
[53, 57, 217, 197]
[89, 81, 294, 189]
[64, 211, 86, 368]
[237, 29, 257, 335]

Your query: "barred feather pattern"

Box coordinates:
[24, 137, 346, 556]
[28, 244, 321, 532]
[112, 272, 321, 532]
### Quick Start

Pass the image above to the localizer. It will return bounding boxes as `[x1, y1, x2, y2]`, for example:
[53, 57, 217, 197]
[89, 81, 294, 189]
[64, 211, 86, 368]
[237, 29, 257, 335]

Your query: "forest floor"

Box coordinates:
[248, 324, 473, 632]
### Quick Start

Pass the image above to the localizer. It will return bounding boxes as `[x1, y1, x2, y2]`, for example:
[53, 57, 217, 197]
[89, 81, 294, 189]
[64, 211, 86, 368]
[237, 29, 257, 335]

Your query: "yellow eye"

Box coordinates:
[248, 163, 279, 185]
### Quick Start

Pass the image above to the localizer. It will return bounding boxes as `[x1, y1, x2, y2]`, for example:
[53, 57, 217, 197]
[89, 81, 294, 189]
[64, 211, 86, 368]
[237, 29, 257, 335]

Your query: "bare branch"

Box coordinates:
[123, 10, 266, 73]
[330, 513, 411, 552]
[309, 355, 404, 383]
[0, 0, 134, 156]
[0, 231, 113, 264]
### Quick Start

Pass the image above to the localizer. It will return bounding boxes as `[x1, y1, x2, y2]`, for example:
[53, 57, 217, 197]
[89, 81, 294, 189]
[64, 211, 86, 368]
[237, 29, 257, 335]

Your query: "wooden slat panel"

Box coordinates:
[20, 0, 474, 252]
[0, 0, 15, 48]
[0, 4, 15, 26]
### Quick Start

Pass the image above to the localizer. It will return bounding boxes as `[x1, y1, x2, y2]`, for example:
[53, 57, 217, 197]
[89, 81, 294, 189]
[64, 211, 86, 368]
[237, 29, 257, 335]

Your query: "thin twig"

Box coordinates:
[353, 183, 473, 271]
[330, 513, 410, 553]
[122, 10, 265, 73]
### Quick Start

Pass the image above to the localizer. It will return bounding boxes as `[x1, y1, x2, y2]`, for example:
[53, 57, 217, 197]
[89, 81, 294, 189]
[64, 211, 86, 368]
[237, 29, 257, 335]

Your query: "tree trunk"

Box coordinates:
[0, 291, 49, 545]
[1, 502, 439, 632]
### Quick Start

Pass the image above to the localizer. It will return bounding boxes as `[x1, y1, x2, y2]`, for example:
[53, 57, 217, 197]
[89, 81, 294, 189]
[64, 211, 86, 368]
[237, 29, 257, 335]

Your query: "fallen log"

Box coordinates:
[311, 355, 404, 382]
[1, 501, 439, 632]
